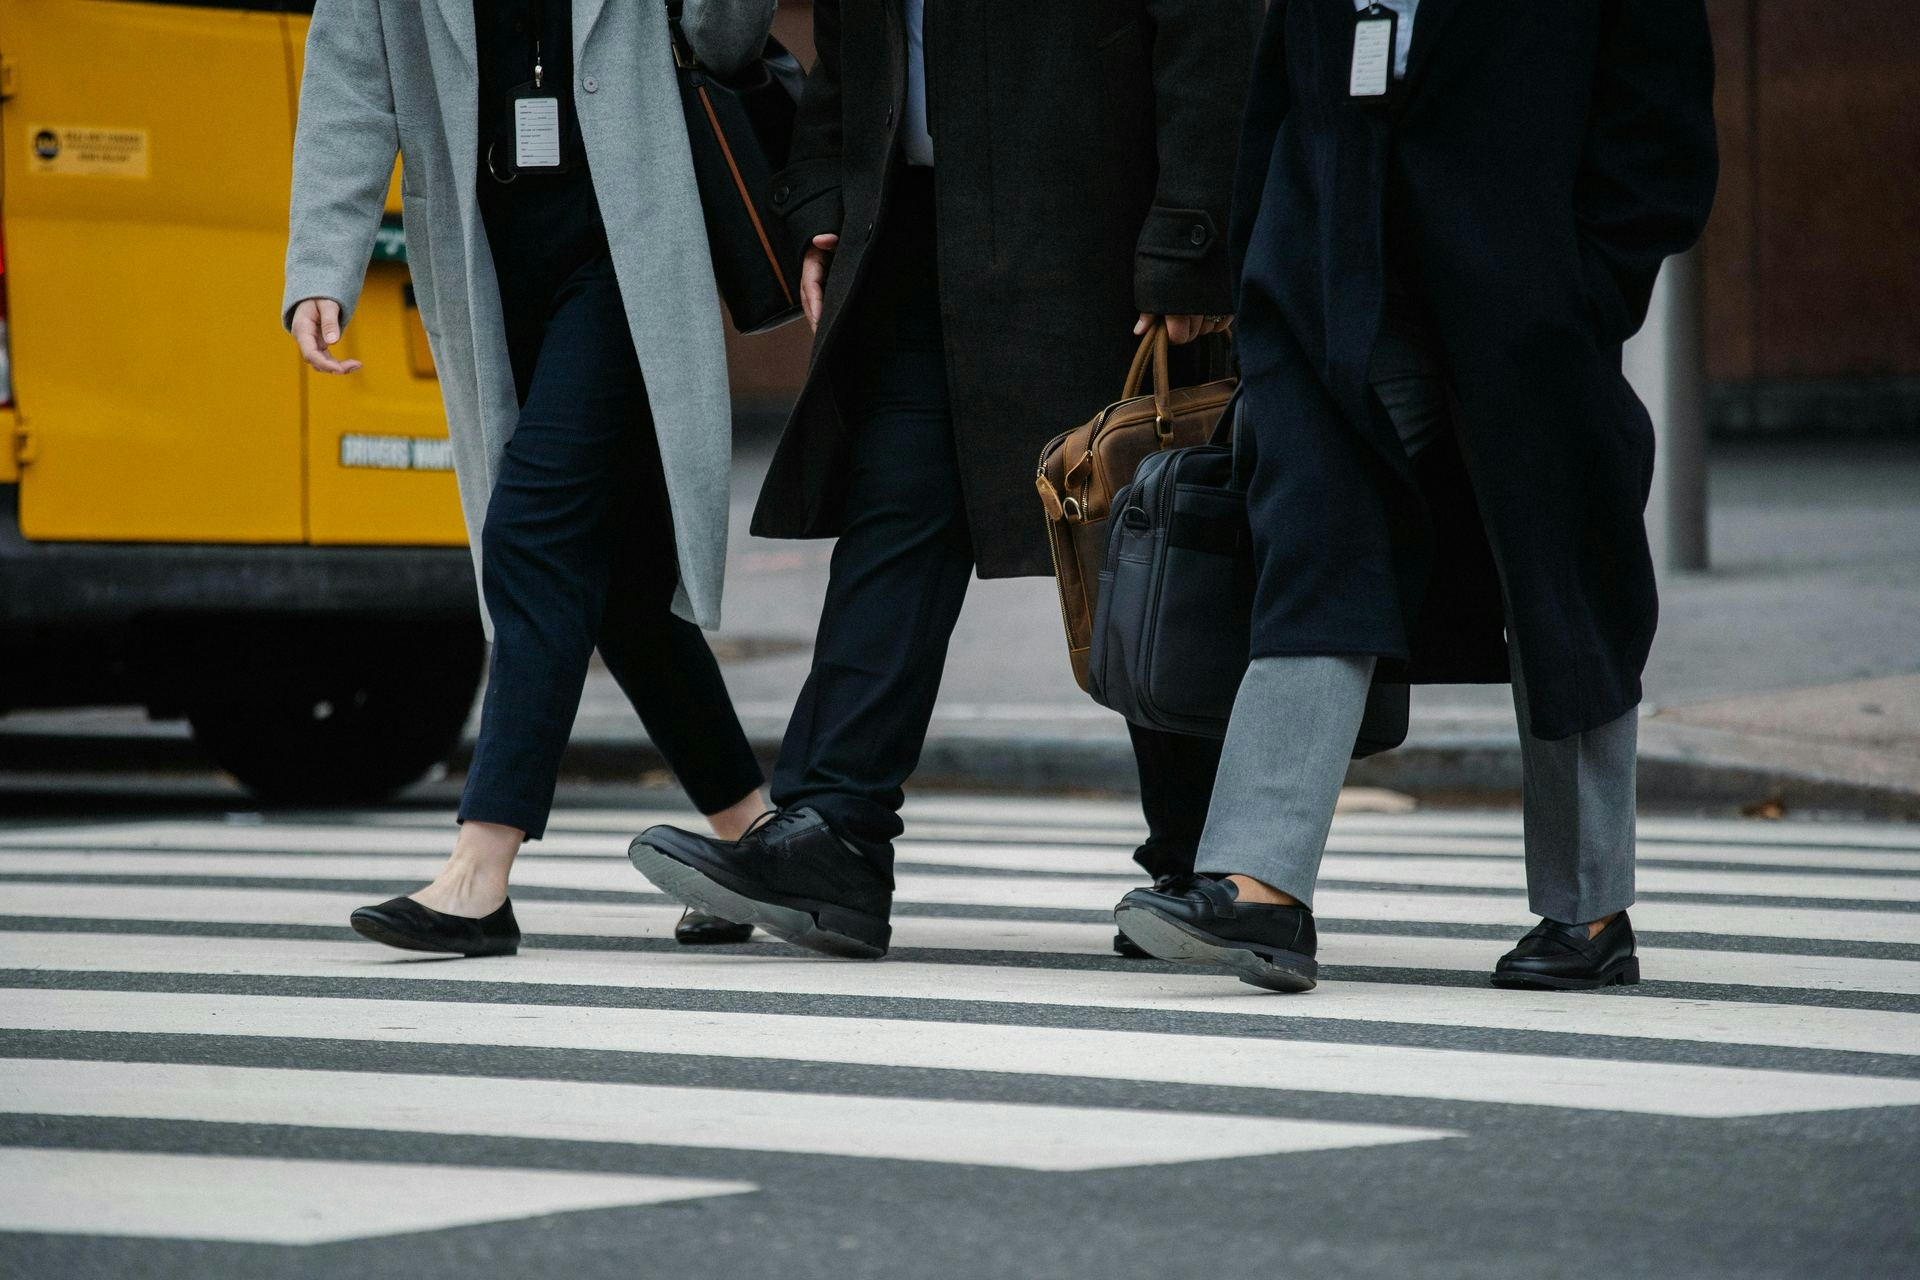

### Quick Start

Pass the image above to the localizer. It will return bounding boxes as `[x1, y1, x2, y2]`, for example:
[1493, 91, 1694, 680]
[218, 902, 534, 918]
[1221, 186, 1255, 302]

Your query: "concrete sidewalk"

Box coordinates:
[6, 439, 1918, 815]
[584, 436, 1920, 814]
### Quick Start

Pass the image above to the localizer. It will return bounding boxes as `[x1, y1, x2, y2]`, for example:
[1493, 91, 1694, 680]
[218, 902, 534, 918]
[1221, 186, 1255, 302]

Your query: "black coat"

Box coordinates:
[1232, 0, 1718, 739]
[752, 0, 1264, 577]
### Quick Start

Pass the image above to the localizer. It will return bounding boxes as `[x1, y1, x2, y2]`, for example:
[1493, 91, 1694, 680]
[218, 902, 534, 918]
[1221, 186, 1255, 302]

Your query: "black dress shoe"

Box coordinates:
[674, 908, 755, 946]
[1113, 875, 1317, 992]
[1492, 912, 1639, 990]
[349, 896, 520, 957]
[1113, 873, 1196, 958]
[630, 808, 892, 958]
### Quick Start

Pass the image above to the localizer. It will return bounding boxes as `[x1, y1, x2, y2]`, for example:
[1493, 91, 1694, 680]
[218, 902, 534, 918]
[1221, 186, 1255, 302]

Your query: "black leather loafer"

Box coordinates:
[674, 908, 755, 946]
[349, 896, 520, 957]
[1113, 875, 1318, 992]
[1491, 912, 1639, 990]
[1114, 873, 1197, 958]
[630, 808, 892, 958]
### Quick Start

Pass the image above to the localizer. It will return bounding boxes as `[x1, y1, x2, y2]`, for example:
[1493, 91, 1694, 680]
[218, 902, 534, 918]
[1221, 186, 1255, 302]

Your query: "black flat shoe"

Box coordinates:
[1491, 912, 1639, 990]
[349, 896, 520, 957]
[674, 908, 755, 946]
[1114, 873, 1196, 957]
[630, 808, 893, 959]
[1113, 876, 1318, 992]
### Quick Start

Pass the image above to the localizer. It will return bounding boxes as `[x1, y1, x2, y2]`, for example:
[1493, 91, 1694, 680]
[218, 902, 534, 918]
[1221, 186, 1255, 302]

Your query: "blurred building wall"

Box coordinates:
[727, 2, 1919, 437]
[1702, 0, 1919, 434]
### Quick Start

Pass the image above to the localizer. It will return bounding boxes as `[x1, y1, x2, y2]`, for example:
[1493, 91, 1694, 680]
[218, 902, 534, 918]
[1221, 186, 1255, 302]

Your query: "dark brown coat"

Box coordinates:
[751, 0, 1264, 576]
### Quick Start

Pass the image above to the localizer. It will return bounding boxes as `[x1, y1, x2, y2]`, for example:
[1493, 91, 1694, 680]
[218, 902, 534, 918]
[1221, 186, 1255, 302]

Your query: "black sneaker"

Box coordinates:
[1113, 873, 1196, 958]
[1491, 912, 1639, 990]
[630, 808, 892, 959]
[1113, 875, 1318, 992]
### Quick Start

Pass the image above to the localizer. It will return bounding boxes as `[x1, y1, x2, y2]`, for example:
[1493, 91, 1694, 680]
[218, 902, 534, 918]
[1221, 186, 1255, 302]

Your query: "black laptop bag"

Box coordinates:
[1086, 396, 1409, 755]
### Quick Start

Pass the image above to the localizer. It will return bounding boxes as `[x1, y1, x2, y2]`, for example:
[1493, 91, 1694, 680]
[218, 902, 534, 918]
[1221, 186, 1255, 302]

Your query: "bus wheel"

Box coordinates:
[184, 618, 485, 805]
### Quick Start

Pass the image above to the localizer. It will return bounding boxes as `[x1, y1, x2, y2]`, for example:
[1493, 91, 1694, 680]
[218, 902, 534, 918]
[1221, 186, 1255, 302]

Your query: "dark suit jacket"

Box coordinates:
[1231, 0, 1718, 738]
[750, 0, 1263, 577]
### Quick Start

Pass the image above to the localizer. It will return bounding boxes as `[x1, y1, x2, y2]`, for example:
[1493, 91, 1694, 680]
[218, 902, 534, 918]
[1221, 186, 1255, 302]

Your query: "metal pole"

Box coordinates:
[1625, 247, 1711, 574]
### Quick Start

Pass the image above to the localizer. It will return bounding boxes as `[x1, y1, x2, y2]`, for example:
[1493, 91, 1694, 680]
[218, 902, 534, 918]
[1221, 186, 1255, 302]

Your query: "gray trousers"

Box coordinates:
[1194, 278, 1638, 925]
[1193, 646, 1637, 924]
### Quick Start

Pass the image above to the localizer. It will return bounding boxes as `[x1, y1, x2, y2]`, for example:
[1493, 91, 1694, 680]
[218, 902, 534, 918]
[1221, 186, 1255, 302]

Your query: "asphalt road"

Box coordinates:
[1, 786, 1917, 1278]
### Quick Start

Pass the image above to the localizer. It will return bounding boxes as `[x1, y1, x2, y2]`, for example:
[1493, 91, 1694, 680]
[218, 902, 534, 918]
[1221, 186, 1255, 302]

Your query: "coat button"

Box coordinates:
[1189, 224, 1207, 246]
[582, 76, 598, 93]
[774, 185, 791, 205]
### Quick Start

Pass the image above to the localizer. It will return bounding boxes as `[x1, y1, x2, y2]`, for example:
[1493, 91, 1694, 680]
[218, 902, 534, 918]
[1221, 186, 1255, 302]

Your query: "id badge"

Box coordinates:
[1350, 4, 1398, 100]
[513, 91, 562, 169]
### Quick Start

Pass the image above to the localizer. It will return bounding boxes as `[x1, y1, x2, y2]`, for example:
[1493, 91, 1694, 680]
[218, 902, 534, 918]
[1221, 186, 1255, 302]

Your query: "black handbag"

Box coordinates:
[666, 4, 807, 334]
[1086, 392, 1410, 755]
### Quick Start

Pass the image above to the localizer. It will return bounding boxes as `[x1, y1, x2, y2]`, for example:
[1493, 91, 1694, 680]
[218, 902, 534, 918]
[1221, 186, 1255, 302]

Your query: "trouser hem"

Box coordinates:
[456, 803, 549, 842]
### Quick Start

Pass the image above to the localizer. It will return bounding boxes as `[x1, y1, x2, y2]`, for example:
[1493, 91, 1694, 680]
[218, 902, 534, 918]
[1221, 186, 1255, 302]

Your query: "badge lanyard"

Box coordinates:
[512, 0, 563, 171]
[1349, 3, 1399, 101]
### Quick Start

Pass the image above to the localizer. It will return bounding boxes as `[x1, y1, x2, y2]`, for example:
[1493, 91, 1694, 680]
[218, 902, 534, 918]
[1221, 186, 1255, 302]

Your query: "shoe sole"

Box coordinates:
[1490, 956, 1641, 991]
[348, 912, 517, 958]
[629, 839, 889, 960]
[1112, 903, 1317, 993]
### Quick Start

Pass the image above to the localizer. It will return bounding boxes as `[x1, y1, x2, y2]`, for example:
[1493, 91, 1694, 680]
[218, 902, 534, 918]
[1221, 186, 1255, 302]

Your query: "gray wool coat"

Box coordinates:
[283, 0, 777, 632]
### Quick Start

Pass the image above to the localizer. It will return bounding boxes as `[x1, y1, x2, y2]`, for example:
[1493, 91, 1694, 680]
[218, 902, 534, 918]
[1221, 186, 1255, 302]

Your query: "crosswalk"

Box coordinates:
[2, 796, 1918, 1251]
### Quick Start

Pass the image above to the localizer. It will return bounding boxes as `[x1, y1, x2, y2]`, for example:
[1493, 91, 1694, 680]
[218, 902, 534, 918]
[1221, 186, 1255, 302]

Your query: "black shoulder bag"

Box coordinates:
[1087, 390, 1410, 755]
[666, 4, 807, 334]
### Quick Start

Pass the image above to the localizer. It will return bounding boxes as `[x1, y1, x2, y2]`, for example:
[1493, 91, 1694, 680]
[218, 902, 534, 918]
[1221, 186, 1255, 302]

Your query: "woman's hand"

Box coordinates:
[801, 233, 839, 332]
[290, 298, 362, 374]
[1134, 312, 1233, 345]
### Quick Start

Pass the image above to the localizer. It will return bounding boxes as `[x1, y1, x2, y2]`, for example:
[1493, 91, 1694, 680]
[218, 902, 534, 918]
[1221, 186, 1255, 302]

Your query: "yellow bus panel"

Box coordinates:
[5, 0, 304, 542]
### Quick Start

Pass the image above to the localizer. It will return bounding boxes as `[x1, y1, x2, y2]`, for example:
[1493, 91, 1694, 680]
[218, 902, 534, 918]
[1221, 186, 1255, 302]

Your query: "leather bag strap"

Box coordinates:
[1119, 323, 1176, 441]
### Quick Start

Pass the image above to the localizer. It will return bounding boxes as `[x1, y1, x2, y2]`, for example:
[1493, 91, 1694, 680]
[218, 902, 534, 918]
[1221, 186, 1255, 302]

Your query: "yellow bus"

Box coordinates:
[0, 0, 484, 800]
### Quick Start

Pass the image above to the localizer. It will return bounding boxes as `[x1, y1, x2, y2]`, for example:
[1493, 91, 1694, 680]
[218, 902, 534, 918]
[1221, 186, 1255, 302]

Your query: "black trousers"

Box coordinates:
[772, 168, 1221, 874]
[459, 168, 763, 839]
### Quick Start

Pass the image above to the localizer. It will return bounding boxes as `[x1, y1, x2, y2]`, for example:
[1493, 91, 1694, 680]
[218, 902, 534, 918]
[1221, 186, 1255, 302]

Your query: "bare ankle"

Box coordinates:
[1226, 875, 1305, 908]
[1585, 912, 1619, 939]
[411, 821, 522, 914]
[451, 820, 524, 868]
[707, 789, 770, 843]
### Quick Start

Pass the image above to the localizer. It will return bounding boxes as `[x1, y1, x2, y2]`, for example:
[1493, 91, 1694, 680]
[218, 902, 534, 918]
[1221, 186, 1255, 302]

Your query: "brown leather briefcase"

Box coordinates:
[1036, 322, 1237, 691]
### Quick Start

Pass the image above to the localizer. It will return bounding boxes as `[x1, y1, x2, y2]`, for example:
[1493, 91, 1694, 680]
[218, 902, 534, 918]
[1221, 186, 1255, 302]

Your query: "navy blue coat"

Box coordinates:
[1230, 0, 1718, 739]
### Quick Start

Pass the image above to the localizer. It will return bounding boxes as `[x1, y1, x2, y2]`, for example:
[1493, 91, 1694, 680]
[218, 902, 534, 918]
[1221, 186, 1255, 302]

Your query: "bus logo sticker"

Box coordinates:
[27, 125, 149, 178]
[341, 434, 456, 472]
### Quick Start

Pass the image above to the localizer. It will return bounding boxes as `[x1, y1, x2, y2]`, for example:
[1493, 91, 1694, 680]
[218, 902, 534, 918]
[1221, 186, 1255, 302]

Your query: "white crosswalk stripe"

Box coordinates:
[3, 1057, 1447, 1172]
[17, 818, 1920, 872]
[3, 797, 1918, 1247]
[9, 882, 1920, 993]
[9, 850, 1920, 941]
[0, 1149, 756, 1245]
[9, 988, 1918, 1118]
[6, 931, 1912, 1056]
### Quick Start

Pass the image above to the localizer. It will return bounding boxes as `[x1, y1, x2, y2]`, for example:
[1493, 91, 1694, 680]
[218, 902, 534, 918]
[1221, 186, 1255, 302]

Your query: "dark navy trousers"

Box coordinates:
[459, 166, 763, 839]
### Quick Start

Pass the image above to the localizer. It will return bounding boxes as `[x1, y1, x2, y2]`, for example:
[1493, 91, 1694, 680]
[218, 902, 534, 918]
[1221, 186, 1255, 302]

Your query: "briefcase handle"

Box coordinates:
[1118, 322, 1177, 442]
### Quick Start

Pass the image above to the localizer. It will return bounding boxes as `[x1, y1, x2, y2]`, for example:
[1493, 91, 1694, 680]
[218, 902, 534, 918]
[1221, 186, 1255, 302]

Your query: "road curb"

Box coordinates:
[4, 724, 1915, 819]
[471, 724, 1920, 818]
